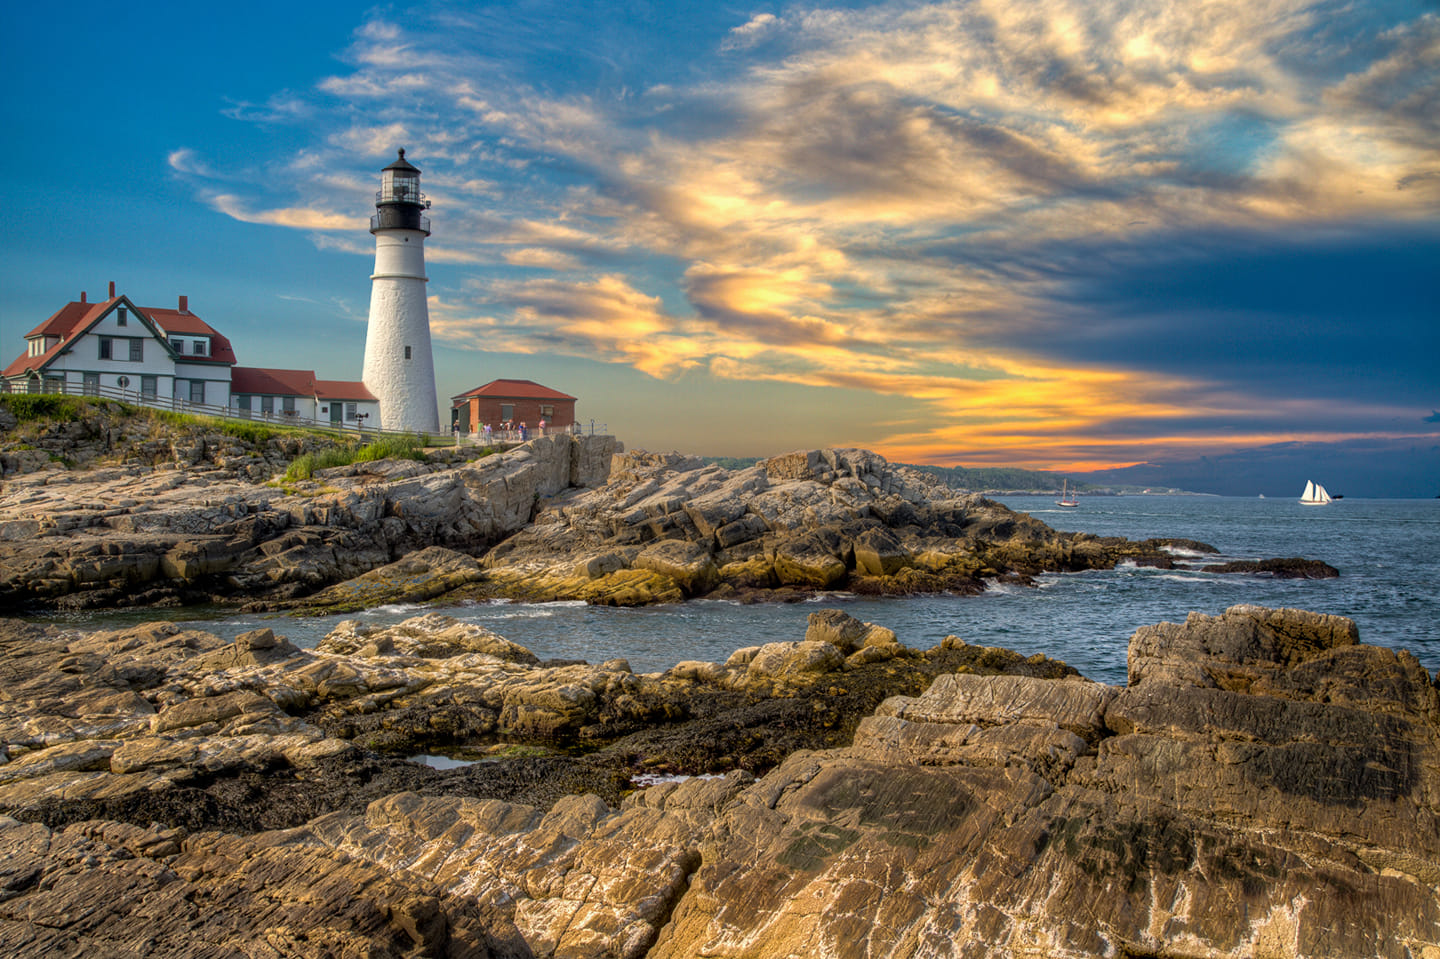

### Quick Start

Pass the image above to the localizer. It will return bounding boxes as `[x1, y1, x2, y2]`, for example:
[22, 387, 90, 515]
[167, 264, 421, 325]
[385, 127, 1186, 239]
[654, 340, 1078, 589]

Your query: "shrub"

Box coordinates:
[281, 434, 423, 481]
[283, 446, 357, 482]
[353, 433, 427, 463]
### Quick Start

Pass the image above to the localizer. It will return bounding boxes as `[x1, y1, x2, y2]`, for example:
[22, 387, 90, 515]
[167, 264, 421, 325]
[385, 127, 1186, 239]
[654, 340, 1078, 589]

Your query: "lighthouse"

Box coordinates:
[362, 149, 440, 432]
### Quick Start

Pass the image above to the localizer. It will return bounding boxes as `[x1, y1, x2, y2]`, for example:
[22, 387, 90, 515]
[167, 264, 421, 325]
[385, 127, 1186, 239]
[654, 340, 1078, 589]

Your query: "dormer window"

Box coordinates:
[171, 337, 184, 354]
[193, 340, 208, 356]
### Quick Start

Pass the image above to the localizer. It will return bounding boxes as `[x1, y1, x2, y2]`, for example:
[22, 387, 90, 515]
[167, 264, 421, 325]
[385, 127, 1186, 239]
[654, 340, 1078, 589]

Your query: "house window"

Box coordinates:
[190, 381, 205, 404]
[346, 402, 358, 419]
[83, 373, 100, 395]
[193, 340, 207, 356]
[171, 338, 184, 354]
[117, 375, 131, 389]
[238, 395, 252, 415]
[129, 338, 143, 362]
[541, 405, 554, 417]
[282, 396, 296, 414]
[501, 404, 514, 421]
[141, 376, 157, 399]
[261, 396, 274, 414]
[117, 308, 127, 327]
[99, 338, 113, 360]
[404, 345, 413, 360]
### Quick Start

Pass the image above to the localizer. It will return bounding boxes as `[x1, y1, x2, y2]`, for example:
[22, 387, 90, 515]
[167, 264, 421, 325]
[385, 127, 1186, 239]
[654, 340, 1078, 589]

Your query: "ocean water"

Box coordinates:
[36, 496, 1440, 686]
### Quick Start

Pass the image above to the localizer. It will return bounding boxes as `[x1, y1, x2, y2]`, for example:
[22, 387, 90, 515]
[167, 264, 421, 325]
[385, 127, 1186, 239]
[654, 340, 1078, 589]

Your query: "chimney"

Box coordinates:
[80, 291, 87, 303]
[178, 295, 188, 313]
[109, 281, 115, 298]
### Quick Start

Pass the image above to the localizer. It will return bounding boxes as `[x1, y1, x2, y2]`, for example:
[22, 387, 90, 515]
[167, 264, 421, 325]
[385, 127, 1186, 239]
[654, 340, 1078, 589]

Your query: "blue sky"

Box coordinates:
[2, 0, 1437, 495]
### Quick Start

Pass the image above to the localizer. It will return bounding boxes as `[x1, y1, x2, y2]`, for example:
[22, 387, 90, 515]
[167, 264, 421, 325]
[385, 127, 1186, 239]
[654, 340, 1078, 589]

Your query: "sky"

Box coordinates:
[2, 0, 1437, 496]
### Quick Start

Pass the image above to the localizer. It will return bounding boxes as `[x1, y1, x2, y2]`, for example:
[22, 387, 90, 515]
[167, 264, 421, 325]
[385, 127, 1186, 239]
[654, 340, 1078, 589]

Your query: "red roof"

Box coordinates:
[229, 369, 377, 402]
[316, 379, 376, 401]
[231, 367, 317, 396]
[147, 307, 237, 365]
[24, 300, 108, 339]
[5, 298, 119, 379]
[451, 379, 577, 402]
[4, 295, 238, 378]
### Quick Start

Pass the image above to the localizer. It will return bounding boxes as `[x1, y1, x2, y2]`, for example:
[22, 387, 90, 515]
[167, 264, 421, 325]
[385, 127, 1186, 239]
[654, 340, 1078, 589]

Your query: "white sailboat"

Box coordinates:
[1299, 480, 1333, 506]
[1056, 480, 1079, 508]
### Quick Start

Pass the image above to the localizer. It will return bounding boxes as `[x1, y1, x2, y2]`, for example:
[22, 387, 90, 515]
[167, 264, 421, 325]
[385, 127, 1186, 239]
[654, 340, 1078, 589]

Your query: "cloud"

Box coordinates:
[503, 248, 587, 270]
[722, 12, 780, 50]
[437, 274, 709, 379]
[208, 194, 358, 231]
[220, 91, 311, 124]
[167, 149, 220, 179]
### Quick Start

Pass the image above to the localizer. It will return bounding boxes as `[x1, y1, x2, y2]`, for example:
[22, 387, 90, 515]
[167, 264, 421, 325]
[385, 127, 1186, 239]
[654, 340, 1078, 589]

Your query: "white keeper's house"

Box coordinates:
[2, 281, 379, 427]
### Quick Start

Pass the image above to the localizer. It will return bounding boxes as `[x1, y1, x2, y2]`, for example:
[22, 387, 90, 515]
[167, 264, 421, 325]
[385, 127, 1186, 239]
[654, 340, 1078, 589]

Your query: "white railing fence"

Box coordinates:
[4, 380, 607, 446]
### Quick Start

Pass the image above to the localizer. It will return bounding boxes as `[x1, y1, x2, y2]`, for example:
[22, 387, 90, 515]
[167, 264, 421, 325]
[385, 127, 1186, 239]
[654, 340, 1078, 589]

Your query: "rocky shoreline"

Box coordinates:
[0, 604, 1436, 957]
[0, 404, 1335, 614]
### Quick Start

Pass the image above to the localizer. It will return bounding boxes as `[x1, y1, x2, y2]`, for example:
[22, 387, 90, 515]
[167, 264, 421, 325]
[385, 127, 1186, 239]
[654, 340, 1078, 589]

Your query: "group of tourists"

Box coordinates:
[454, 419, 550, 446]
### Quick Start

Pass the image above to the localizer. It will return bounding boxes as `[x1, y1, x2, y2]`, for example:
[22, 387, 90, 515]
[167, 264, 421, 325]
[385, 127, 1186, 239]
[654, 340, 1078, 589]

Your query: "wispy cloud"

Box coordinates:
[208, 194, 358, 231]
[220, 91, 311, 124]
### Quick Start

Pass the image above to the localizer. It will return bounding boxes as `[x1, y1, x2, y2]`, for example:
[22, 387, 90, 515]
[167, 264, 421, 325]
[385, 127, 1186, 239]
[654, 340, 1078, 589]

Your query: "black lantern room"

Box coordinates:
[371, 149, 431, 235]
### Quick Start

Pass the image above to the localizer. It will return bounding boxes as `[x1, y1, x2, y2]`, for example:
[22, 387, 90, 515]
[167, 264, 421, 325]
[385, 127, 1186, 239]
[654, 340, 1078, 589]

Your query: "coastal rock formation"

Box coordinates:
[650, 605, 1440, 957]
[0, 606, 1436, 958]
[0, 432, 618, 610]
[0, 816, 511, 957]
[476, 447, 1203, 606]
[1200, 556, 1340, 578]
[0, 608, 1063, 833]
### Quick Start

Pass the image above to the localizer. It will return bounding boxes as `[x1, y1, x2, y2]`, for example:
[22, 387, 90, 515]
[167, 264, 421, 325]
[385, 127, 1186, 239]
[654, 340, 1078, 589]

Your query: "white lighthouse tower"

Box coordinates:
[362, 148, 440, 432]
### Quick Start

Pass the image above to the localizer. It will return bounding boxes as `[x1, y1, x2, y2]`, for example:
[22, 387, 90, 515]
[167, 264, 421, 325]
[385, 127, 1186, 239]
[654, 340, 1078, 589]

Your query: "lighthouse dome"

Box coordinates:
[372, 149, 430, 234]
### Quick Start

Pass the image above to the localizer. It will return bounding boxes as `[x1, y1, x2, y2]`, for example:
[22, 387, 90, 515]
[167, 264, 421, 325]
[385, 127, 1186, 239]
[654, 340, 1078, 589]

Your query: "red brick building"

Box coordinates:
[451, 379, 577, 433]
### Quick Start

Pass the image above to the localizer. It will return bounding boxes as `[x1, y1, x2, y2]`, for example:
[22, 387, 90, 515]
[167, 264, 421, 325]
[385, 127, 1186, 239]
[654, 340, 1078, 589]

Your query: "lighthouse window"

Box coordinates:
[404, 346, 413, 360]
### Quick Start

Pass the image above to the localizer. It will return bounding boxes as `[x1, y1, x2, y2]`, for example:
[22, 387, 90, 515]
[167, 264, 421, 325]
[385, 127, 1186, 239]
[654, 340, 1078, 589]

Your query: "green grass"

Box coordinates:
[1, 394, 135, 422]
[281, 434, 427, 481]
[353, 433, 428, 462]
[283, 447, 357, 482]
[151, 409, 318, 444]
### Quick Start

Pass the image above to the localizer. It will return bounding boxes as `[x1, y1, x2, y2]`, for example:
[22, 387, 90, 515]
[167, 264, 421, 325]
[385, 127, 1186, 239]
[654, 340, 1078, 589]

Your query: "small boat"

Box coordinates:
[1299, 480, 1333, 506]
[1056, 480, 1079, 508]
